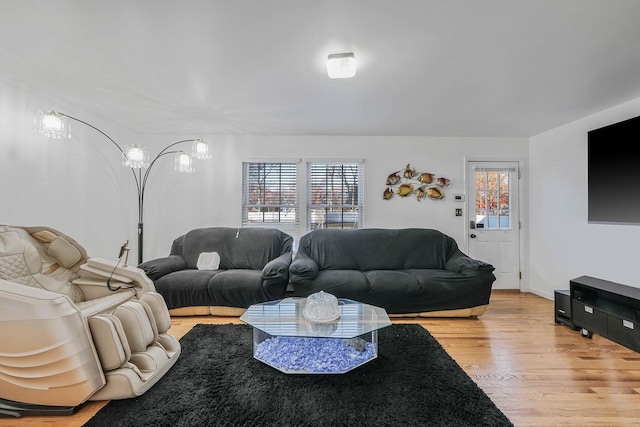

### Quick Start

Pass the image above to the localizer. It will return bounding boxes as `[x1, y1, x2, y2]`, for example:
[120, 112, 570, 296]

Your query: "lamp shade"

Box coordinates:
[175, 151, 195, 173]
[123, 145, 149, 169]
[191, 138, 212, 159]
[35, 110, 71, 139]
[327, 53, 356, 79]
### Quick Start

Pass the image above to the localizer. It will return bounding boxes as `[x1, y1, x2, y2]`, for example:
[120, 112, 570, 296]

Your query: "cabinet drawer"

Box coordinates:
[607, 316, 640, 352]
[572, 300, 608, 334]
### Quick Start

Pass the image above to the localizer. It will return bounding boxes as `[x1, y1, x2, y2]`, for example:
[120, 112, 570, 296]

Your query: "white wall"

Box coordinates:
[0, 83, 139, 259]
[528, 97, 640, 299]
[6, 83, 640, 301]
[0, 86, 528, 264]
[139, 135, 528, 261]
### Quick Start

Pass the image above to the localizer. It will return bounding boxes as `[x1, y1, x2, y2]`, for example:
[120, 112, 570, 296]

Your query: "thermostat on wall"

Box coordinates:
[454, 194, 465, 202]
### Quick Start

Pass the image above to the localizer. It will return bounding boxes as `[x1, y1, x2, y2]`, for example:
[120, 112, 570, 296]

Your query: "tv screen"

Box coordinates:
[588, 115, 640, 224]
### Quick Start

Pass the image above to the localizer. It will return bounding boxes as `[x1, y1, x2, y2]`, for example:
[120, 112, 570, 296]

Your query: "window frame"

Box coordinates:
[241, 159, 365, 241]
[307, 160, 364, 230]
[241, 160, 300, 239]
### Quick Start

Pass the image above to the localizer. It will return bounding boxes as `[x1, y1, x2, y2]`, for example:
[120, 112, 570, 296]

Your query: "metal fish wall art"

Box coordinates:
[382, 163, 449, 202]
[403, 163, 418, 179]
[383, 187, 394, 200]
[386, 171, 401, 185]
[397, 182, 414, 197]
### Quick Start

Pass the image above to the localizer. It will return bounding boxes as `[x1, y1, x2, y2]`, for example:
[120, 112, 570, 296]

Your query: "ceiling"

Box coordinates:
[2, 0, 640, 138]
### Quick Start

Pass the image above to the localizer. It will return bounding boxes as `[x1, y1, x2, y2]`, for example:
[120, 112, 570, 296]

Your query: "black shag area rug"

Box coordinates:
[84, 324, 512, 427]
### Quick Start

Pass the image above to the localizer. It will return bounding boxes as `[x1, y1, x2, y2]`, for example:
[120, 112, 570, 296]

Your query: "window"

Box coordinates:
[308, 161, 363, 229]
[242, 162, 299, 237]
[241, 160, 364, 240]
[474, 168, 514, 229]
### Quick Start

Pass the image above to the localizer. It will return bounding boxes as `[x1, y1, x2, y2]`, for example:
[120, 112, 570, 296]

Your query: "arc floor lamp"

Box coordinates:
[35, 110, 212, 265]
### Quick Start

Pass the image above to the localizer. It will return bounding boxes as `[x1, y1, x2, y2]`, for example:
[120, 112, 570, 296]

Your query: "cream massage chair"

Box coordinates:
[0, 225, 181, 417]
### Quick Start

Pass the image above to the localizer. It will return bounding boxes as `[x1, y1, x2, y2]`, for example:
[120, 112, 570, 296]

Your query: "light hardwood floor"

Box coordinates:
[3, 290, 640, 427]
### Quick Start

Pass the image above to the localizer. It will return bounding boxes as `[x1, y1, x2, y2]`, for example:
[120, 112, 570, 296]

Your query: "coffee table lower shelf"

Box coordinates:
[251, 329, 378, 374]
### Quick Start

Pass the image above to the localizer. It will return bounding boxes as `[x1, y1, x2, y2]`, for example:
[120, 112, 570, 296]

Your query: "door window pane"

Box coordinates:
[474, 169, 513, 229]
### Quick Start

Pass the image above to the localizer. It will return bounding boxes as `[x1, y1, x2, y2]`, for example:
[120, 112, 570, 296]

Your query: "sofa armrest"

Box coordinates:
[138, 256, 187, 281]
[445, 251, 495, 275]
[261, 252, 292, 286]
[289, 252, 320, 283]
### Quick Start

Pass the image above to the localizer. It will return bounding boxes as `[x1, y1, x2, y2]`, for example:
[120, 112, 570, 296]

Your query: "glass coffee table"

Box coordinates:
[240, 297, 391, 374]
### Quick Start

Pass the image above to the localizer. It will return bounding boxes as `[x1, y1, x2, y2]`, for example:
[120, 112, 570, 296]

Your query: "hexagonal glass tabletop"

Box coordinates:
[240, 297, 391, 339]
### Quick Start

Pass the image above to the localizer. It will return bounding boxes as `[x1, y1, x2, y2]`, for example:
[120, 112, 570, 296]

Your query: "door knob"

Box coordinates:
[470, 234, 477, 238]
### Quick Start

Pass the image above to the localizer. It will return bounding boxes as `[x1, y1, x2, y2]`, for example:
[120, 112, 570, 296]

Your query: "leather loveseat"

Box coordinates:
[289, 228, 496, 316]
[139, 227, 293, 316]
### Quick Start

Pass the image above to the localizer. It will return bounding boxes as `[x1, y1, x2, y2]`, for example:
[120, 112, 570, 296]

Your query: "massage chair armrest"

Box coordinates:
[289, 252, 320, 283]
[138, 255, 187, 281]
[74, 257, 156, 297]
[445, 250, 495, 275]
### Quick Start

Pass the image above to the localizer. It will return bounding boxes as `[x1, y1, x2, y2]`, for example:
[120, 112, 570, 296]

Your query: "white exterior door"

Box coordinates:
[466, 161, 520, 290]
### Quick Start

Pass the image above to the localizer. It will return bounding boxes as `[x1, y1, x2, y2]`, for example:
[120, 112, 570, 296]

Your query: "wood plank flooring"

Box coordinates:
[3, 290, 640, 427]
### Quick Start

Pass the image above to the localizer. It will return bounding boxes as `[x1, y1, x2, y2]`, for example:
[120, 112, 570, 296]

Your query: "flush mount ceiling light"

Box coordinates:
[327, 52, 356, 79]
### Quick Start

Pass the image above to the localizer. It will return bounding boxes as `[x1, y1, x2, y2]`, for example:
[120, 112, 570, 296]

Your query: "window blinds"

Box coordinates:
[242, 162, 299, 238]
[307, 161, 363, 229]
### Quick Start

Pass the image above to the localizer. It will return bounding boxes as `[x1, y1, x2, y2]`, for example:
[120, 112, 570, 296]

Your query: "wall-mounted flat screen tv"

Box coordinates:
[588, 115, 640, 225]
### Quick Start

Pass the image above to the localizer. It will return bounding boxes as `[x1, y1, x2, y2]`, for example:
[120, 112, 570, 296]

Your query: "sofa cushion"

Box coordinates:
[154, 269, 273, 310]
[306, 270, 370, 298]
[298, 228, 456, 271]
[302, 268, 493, 314]
[181, 228, 291, 270]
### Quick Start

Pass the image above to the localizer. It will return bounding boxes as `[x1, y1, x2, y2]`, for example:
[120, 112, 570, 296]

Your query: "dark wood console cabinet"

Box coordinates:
[570, 275, 640, 352]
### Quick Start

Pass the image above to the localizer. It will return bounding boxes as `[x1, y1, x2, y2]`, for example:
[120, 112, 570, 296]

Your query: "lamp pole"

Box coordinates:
[135, 139, 202, 265]
[39, 112, 209, 265]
